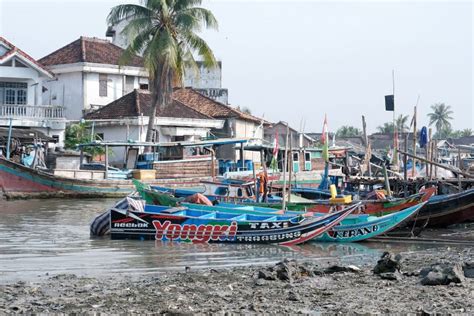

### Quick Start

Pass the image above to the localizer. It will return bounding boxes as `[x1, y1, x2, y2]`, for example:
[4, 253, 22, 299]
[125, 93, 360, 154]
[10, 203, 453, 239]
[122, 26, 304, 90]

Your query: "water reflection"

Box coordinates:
[0, 198, 454, 283]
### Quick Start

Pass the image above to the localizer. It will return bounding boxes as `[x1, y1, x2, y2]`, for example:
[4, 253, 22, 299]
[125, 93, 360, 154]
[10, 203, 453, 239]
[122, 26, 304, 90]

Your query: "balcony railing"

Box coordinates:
[0, 104, 65, 119]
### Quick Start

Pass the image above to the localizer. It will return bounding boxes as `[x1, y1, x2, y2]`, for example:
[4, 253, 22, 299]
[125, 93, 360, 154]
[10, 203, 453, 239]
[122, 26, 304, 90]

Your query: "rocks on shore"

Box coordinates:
[420, 263, 465, 286]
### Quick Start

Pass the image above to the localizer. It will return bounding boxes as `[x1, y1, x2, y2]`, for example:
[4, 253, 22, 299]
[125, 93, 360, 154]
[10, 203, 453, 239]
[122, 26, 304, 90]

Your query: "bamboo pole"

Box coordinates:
[282, 124, 289, 210]
[362, 115, 371, 177]
[288, 132, 293, 203]
[412, 105, 417, 177]
[426, 128, 432, 177]
[398, 149, 474, 178]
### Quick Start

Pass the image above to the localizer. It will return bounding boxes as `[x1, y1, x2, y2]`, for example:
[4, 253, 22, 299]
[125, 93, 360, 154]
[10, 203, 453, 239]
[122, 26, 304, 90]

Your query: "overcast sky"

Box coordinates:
[1, 0, 472, 133]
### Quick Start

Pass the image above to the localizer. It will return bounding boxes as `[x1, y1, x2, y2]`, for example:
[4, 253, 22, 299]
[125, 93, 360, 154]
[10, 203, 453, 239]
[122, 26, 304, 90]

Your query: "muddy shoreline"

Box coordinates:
[1, 246, 473, 314]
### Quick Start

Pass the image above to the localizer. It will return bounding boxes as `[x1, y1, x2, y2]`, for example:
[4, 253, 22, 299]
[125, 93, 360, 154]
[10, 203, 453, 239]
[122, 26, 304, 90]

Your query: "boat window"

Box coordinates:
[237, 188, 243, 197]
[215, 187, 228, 196]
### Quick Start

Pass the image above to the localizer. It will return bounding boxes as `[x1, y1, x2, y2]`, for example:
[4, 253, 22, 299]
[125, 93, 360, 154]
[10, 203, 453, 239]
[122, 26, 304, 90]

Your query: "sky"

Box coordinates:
[0, 0, 472, 133]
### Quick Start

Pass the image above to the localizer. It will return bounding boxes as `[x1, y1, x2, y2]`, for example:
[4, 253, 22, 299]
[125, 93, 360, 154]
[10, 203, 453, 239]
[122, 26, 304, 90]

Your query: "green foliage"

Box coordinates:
[395, 114, 409, 133]
[435, 127, 474, 139]
[336, 125, 361, 137]
[460, 129, 473, 137]
[108, 0, 218, 143]
[428, 103, 454, 138]
[65, 122, 105, 156]
[376, 122, 395, 134]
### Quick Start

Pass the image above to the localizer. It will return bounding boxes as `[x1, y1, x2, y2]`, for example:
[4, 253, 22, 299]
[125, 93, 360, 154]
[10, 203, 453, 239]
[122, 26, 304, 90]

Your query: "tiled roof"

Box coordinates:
[0, 37, 54, 77]
[173, 88, 266, 124]
[39, 36, 144, 67]
[85, 89, 214, 120]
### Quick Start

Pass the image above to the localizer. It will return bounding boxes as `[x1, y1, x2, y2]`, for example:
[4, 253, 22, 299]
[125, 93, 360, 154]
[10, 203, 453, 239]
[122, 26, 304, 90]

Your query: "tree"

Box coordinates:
[427, 103, 454, 138]
[376, 122, 395, 134]
[336, 125, 361, 137]
[460, 129, 473, 137]
[395, 114, 409, 133]
[108, 0, 218, 148]
[65, 122, 105, 157]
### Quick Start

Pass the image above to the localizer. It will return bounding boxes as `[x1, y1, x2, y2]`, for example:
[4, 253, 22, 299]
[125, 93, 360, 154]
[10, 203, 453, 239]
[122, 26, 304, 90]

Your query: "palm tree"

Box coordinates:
[376, 122, 395, 134]
[395, 114, 409, 133]
[428, 103, 454, 138]
[460, 129, 473, 137]
[108, 0, 218, 145]
[336, 125, 361, 137]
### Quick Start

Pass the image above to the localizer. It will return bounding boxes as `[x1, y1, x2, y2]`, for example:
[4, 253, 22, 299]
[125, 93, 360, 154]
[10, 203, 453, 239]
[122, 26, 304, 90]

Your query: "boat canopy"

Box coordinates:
[77, 138, 249, 149]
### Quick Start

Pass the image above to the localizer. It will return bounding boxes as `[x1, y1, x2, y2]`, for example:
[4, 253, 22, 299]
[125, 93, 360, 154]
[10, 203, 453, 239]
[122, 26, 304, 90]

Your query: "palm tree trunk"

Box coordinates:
[144, 63, 173, 152]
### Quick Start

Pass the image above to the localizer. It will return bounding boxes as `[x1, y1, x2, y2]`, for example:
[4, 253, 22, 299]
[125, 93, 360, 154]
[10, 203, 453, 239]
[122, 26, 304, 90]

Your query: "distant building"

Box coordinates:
[106, 22, 229, 104]
[0, 37, 66, 146]
[173, 88, 266, 163]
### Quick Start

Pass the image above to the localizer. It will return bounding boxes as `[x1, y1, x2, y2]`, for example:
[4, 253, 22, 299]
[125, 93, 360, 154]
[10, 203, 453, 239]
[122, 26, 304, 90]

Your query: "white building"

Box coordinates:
[0, 37, 66, 146]
[106, 23, 229, 104]
[39, 36, 148, 121]
[84, 89, 224, 165]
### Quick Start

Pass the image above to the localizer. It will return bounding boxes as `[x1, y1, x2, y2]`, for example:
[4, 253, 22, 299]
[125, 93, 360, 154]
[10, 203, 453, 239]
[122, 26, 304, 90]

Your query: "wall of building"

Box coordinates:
[43, 71, 83, 120]
[234, 119, 263, 163]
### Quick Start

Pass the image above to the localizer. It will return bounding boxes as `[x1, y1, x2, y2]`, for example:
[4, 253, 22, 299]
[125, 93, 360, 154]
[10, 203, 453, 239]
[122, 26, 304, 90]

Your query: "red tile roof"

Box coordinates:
[85, 89, 214, 120]
[0, 36, 54, 77]
[173, 88, 266, 124]
[39, 36, 144, 67]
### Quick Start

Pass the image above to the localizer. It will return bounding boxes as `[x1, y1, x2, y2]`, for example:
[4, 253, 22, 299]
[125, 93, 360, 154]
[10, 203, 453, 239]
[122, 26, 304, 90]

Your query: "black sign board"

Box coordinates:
[385, 95, 394, 111]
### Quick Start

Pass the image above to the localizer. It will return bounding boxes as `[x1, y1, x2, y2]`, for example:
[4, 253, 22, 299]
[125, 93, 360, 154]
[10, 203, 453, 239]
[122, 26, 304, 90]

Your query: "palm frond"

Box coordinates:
[107, 4, 152, 26]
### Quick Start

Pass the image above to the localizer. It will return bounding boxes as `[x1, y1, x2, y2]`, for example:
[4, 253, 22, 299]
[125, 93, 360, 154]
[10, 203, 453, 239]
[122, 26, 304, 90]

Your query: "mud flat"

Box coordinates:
[1, 246, 473, 314]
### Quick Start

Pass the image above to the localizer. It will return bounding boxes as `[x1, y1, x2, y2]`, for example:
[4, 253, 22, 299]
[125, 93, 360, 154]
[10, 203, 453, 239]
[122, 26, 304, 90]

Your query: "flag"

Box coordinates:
[321, 114, 329, 162]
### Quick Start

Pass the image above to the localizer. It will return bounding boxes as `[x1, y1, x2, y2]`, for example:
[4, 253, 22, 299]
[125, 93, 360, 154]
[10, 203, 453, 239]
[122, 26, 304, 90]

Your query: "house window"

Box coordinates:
[99, 74, 108, 97]
[139, 83, 148, 90]
[0, 82, 27, 105]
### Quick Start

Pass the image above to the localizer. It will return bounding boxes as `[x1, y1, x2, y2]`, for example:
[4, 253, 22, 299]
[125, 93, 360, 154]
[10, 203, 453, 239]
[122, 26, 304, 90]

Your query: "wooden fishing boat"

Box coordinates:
[109, 199, 358, 245]
[407, 188, 474, 228]
[132, 185, 426, 243]
[0, 157, 205, 199]
[181, 201, 425, 242]
[137, 179, 432, 218]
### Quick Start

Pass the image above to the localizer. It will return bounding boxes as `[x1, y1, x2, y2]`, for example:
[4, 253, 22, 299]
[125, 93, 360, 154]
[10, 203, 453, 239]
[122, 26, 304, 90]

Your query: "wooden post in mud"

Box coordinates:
[240, 143, 245, 170]
[288, 132, 293, 203]
[282, 124, 289, 210]
[105, 144, 109, 180]
[362, 115, 371, 177]
[383, 164, 392, 197]
[79, 148, 84, 169]
[426, 128, 432, 178]
[412, 105, 417, 177]
[252, 162, 257, 201]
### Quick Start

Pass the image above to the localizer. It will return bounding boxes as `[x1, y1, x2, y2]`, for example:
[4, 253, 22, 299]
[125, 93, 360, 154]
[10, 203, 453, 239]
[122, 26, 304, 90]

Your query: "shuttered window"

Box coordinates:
[99, 74, 108, 97]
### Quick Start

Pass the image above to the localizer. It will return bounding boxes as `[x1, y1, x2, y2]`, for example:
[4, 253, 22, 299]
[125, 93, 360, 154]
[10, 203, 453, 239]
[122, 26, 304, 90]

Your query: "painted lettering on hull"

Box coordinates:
[152, 220, 238, 243]
[328, 225, 379, 239]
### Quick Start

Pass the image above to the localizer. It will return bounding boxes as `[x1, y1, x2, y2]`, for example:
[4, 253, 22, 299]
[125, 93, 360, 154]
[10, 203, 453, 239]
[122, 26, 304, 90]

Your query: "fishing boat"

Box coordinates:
[179, 201, 425, 242]
[407, 188, 474, 228]
[107, 198, 358, 245]
[0, 138, 249, 199]
[132, 184, 426, 243]
[136, 179, 432, 217]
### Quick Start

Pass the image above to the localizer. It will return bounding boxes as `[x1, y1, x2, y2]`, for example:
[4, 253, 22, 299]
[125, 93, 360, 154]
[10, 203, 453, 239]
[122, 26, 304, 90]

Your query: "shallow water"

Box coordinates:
[0, 198, 457, 283]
